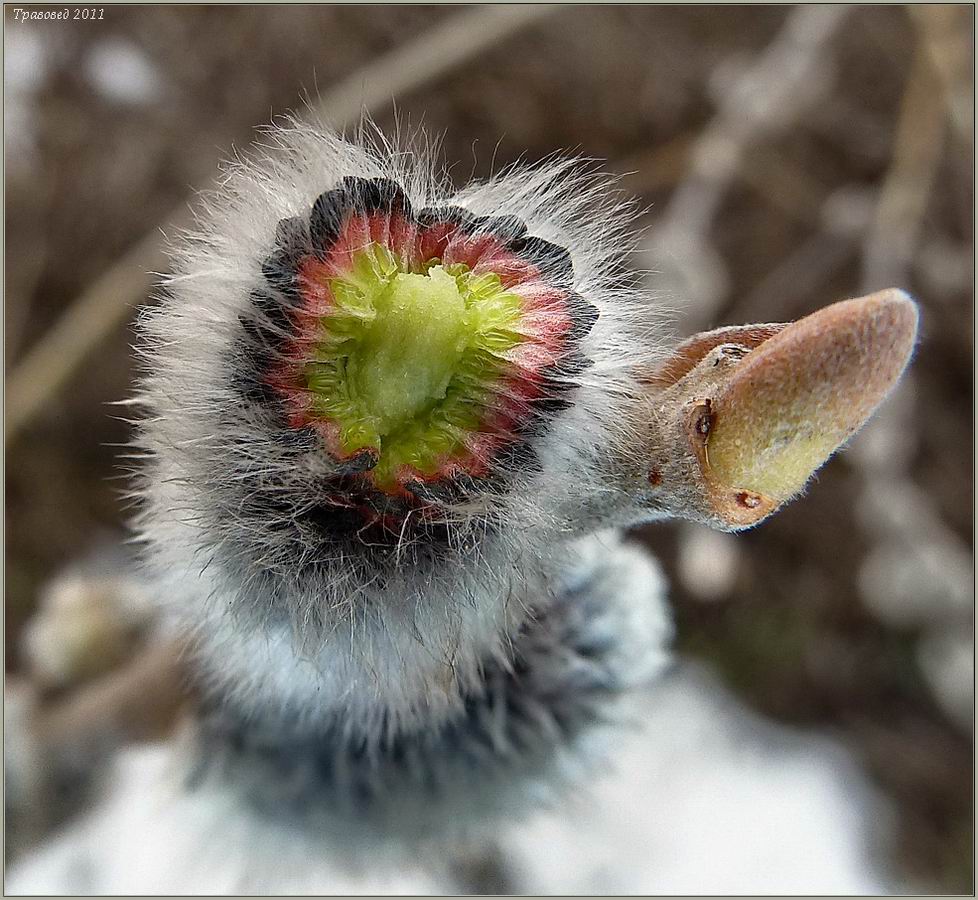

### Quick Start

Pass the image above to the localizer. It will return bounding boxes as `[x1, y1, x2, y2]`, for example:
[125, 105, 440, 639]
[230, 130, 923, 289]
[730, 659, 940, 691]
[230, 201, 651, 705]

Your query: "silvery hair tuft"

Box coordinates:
[131, 118, 669, 739]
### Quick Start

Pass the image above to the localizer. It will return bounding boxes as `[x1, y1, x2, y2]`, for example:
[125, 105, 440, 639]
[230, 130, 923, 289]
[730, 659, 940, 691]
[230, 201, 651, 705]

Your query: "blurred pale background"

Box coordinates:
[4, 4, 974, 892]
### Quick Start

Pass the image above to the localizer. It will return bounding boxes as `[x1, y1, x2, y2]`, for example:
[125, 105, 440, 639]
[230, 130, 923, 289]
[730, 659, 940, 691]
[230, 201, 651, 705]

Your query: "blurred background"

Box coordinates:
[4, 4, 973, 893]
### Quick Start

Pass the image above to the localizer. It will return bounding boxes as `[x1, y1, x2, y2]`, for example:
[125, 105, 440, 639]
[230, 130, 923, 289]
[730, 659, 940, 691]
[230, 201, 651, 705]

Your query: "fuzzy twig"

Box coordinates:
[4, 5, 560, 446]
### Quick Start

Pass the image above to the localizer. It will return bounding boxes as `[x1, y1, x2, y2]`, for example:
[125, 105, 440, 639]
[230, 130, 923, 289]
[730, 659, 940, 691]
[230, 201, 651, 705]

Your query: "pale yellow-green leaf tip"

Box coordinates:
[689, 289, 919, 528]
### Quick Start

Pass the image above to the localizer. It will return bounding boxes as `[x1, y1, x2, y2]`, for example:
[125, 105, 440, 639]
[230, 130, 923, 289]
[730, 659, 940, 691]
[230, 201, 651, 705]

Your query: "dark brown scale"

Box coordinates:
[564, 292, 600, 342]
[494, 439, 543, 476]
[232, 306, 288, 412]
[341, 176, 413, 215]
[408, 472, 487, 505]
[274, 215, 310, 255]
[552, 349, 594, 379]
[231, 366, 279, 408]
[479, 214, 528, 241]
[530, 394, 575, 415]
[310, 185, 354, 254]
[508, 235, 574, 289]
[415, 204, 479, 231]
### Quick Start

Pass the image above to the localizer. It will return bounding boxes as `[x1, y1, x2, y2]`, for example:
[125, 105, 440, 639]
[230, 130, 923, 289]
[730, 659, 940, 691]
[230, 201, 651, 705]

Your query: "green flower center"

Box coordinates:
[303, 244, 525, 490]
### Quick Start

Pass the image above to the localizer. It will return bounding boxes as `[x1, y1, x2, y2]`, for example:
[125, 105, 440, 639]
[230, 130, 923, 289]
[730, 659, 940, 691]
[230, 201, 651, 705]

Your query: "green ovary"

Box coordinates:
[303, 244, 524, 489]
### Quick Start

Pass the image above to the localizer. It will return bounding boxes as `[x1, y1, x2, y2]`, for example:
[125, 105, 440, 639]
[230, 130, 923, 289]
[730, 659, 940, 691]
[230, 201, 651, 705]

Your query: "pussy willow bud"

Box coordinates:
[630, 290, 919, 530]
[134, 121, 661, 740]
[133, 119, 917, 756]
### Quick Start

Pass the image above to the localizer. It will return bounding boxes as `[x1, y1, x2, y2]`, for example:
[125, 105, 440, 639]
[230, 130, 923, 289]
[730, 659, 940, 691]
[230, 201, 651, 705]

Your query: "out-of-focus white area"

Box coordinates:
[3, 27, 49, 168]
[21, 550, 157, 690]
[84, 38, 164, 106]
[5, 663, 896, 896]
[501, 663, 894, 895]
[676, 523, 740, 602]
[3, 740, 455, 896]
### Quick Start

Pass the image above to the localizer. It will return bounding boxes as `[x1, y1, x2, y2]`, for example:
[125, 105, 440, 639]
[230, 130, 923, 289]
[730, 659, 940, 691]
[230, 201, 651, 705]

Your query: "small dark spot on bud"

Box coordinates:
[736, 491, 762, 509]
[714, 344, 750, 365]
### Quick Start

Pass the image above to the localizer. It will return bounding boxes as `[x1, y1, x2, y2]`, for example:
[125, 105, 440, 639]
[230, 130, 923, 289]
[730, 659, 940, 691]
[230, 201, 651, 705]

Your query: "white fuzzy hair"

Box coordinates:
[6, 546, 892, 894]
[131, 118, 672, 740]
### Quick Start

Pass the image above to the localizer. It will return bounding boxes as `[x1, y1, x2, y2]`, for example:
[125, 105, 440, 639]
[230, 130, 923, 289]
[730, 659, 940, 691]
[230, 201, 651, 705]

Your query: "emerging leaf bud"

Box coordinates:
[639, 289, 919, 530]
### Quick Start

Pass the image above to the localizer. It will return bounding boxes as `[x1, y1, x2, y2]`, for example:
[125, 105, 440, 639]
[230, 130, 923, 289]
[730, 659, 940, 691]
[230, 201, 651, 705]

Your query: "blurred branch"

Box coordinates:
[740, 187, 870, 321]
[616, 132, 697, 194]
[308, 4, 560, 128]
[621, 130, 827, 228]
[5, 233, 51, 364]
[5, 4, 560, 445]
[644, 5, 851, 329]
[35, 637, 188, 751]
[736, 145, 827, 227]
[670, 5, 848, 232]
[861, 34, 947, 292]
[5, 230, 171, 444]
[5, 288, 39, 369]
[909, 5, 974, 150]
